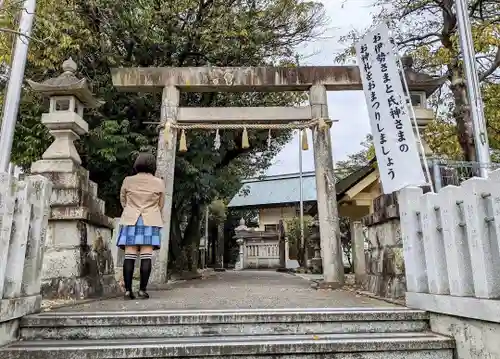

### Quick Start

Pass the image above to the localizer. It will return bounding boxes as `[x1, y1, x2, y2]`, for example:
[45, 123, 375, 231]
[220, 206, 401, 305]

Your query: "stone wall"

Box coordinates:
[362, 193, 406, 299]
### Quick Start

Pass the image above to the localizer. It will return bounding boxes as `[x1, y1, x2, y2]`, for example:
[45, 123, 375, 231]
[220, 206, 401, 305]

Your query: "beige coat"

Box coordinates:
[120, 173, 165, 227]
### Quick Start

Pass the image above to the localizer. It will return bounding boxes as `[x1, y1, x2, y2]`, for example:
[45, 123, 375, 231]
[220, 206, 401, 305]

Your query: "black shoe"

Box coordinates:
[124, 291, 136, 300]
[137, 290, 150, 299]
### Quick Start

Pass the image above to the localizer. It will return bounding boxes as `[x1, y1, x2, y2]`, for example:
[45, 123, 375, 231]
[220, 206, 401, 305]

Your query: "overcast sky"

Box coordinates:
[266, 0, 376, 175]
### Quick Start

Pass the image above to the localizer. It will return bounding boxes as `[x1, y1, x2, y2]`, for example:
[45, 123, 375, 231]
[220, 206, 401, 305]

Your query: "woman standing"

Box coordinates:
[117, 153, 165, 299]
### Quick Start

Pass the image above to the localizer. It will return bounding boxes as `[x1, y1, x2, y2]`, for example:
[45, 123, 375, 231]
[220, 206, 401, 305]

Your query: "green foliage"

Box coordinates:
[336, 134, 374, 172]
[336, 0, 500, 161]
[285, 215, 313, 267]
[209, 199, 227, 223]
[1, 0, 326, 272]
[339, 217, 352, 270]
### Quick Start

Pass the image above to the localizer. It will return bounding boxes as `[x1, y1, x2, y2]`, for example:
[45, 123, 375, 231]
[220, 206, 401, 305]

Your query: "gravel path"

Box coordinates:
[53, 270, 398, 312]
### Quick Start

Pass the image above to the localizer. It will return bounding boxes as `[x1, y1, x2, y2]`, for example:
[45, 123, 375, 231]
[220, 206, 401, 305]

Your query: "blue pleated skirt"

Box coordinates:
[116, 216, 161, 250]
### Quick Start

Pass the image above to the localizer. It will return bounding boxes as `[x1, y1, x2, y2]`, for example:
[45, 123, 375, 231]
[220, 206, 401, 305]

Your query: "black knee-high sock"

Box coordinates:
[139, 253, 152, 291]
[123, 254, 137, 292]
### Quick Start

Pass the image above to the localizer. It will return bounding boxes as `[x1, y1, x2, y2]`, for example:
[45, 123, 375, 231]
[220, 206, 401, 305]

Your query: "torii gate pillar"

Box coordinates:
[151, 86, 179, 284]
[310, 84, 344, 288]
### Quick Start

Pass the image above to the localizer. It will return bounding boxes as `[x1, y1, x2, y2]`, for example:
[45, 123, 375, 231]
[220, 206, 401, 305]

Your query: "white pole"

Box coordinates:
[0, 0, 37, 172]
[455, 0, 490, 177]
[298, 130, 305, 261]
[397, 58, 435, 192]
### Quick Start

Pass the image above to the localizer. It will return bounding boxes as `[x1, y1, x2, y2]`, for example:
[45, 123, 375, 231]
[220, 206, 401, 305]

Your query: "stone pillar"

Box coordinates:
[308, 220, 322, 274]
[351, 220, 367, 285]
[310, 84, 344, 288]
[151, 86, 179, 284]
[199, 238, 206, 270]
[234, 219, 249, 271]
[235, 238, 245, 270]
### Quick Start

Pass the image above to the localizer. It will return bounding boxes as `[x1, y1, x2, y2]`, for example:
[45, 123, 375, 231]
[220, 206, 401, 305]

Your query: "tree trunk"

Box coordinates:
[449, 66, 477, 161]
[169, 206, 184, 264]
[216, 223, 224, 268]
[440, 1, 477, 162]
[180, 200, 203, 273]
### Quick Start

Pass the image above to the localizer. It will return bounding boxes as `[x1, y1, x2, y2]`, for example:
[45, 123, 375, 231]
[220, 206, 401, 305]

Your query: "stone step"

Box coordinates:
[1, 332, 454, 359]
[19, 308, 430, 340]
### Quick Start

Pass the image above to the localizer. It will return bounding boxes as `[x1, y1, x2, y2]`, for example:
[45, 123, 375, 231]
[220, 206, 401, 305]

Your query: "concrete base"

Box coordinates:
[313, 281, 344, 290]
[406, 292, 500, 323]
[287, 259, 300, 269]
[0, 320, 18, 347]
[0, 296, 41, 347]
[355, 273, 368, 286]
[0, 296, 42, 323]
[429, 313, 500, 359]
[406, 292, 500, 359]
[364, 273, 406, 299]
[41, 274, 120, 300]
[41, 218, 119, 300]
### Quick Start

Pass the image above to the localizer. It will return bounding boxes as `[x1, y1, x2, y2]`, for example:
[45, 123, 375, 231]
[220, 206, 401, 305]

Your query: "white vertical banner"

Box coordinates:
[355, 23, 426, 194]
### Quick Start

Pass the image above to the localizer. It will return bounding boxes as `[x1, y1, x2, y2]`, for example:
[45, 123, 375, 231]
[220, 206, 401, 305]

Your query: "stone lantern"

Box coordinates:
[402, 56, 446, 156]
[28, 57, 102, 172]
[26, 58, 119, 300]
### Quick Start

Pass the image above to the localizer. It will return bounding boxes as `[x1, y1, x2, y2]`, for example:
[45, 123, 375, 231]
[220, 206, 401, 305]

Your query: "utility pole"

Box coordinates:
[0, 0, 37, 172]
[455, 0, 490, 177]
[295, 54, 306, 266]
[298, 130, 305, 264]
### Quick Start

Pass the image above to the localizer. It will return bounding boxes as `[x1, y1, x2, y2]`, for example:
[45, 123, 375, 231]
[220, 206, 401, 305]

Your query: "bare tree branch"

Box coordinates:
[469, 0, 483, 16]
[0, 27, 41, 43]
[479, 47, 500, 81]
[399, 32, 442, 45]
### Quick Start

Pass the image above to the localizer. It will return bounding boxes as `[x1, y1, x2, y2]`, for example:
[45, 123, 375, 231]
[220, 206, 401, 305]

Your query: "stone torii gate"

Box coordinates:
[111, 66, 363, 287]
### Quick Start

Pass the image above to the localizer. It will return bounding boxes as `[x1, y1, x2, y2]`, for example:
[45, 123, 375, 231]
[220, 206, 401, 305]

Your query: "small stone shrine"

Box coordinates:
[28, 58, 119, 299]
[233, 219, 281, 270]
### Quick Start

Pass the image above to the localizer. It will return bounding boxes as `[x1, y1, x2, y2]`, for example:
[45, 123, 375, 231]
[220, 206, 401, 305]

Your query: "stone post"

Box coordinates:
[351, 220, 366, 285]
[310, 84, 344, 288]
[151, 86, 179, 284]
[235, 238, 245, 270]
[234, 218, 249, 271]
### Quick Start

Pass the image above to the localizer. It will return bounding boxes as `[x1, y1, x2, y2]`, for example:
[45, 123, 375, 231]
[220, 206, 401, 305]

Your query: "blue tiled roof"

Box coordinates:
[228, 163, 377, 209]
[228, 171, 319, 208]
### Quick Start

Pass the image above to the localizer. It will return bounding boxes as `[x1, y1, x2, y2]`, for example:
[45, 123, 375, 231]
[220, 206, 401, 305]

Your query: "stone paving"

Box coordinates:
[53, 270, 398, 312]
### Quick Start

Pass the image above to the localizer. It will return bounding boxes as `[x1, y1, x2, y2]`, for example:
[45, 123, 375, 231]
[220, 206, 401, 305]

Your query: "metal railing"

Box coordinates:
[428, 158, 500, 191]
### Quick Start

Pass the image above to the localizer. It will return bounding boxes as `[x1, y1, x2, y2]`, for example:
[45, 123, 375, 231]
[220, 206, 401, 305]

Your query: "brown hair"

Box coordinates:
[133, 152, 157, 175]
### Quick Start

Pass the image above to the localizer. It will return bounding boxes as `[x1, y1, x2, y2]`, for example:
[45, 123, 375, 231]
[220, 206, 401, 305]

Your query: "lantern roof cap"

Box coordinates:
[401, 56, 445, 97]
[27, 57, 103, 108]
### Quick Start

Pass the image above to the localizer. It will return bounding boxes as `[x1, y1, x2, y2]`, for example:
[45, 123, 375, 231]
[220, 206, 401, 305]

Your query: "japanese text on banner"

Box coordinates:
[355, 23, 425, 194]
